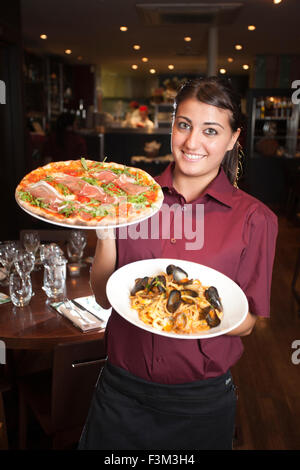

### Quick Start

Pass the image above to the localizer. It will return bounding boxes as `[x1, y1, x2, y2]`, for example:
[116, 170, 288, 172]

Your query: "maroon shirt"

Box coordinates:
[105, 164, 278, 384]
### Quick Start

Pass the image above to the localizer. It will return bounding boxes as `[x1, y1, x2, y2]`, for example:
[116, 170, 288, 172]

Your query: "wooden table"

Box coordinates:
[0, 265, 105, 350]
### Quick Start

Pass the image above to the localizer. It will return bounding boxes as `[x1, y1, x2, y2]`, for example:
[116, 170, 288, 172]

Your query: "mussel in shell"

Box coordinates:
[166, 289, 181, 313]
[131, 276, 149, 296]
[148, 275, 166, 294]
[166, 264, 190, 284]
[204, 286, 223, 312]
[205, 307, 221, 328]
[180, 289, 198, 304]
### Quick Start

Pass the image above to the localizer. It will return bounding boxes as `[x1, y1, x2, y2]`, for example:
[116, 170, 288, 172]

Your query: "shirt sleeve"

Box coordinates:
[236, 205, 278, 317]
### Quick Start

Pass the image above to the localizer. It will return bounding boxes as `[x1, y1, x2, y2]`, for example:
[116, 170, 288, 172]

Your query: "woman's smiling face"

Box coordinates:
[171, 98, 240, 181]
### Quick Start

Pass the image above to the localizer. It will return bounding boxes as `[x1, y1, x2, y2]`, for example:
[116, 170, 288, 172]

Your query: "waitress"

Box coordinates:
[78, 77, 278, 450]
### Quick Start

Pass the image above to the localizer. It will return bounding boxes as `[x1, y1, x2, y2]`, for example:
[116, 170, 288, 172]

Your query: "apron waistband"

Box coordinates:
[101, 360, 233, 402]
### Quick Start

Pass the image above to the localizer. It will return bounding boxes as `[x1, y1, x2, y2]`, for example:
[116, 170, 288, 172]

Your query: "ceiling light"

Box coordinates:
[242, 64, 249, 70]
[142, 57, 149, 62]
[227, 57, 234, 63]
[40, 34, 47, 40]
[219, 68, 226, 74]
[65, 49, 72, 55]
[120, 26, 128, 32]
[184, 36, 192, 42]
[248, 25, 256, 31]
[235, 44, 243, 50]
[149, 68, 156, 74]
[131, 64, 138, 70]
[133, 45, 140, 50]
[168, 64, 174, 70]
[273, 0, 282, 4]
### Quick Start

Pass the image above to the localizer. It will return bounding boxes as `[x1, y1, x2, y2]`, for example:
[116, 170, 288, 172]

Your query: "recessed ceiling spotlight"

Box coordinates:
[133, 45, 140, 50]
[273, 0, 282, 4]
[184, 36, 192, 42]
[219, 68, 226, 74]
[142, 57, 149, 62]
[248, 25, 256, 31]
[235, 44, 243, 50]
[227, 57, 234, 63]
[131, 64, 138, 70]
[149, 68, 156, 74]
[65, 49, 72, 55]
[242, 64, 250, 70]
[40, 34, 47, 40]
[120, 26, 128, 32]
[168, 64, 175, 70]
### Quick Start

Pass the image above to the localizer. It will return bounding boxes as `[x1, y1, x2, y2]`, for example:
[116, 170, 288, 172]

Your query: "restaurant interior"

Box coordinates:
[0, 0, 300, 451]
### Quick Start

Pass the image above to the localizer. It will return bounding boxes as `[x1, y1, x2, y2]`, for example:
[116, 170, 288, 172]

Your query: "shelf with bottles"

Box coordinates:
[255, 95, 293, 120]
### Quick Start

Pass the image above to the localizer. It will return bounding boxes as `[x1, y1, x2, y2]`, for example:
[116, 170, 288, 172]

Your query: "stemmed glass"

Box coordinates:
[0, 242, 18, 285]
[23, 231, 40, 270]
[67, 230, 87, 265]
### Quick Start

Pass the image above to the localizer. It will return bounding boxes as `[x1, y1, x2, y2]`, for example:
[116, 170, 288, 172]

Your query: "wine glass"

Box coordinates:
[14, 249, 35, 278]
[40, 243, 64, 265]
[23, 231, 40, 256]
[67, 230, 87, 264]
[0, 242, 18, 285]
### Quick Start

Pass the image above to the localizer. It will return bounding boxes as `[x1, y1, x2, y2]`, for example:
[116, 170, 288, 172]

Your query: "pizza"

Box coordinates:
[15, 158, 164, 227]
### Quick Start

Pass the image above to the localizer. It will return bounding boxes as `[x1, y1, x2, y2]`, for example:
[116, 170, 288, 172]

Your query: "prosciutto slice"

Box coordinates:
[90, 170, 118, 184]
[79, 183, 117, 204]
[54, 173, 117, 204]
[27, 181, 64, 210]
[54, 174, 85, 193]
[114, 173, 149, 195]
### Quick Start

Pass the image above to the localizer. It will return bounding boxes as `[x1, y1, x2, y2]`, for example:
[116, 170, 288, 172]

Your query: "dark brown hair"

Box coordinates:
[173, 77, 242, 186]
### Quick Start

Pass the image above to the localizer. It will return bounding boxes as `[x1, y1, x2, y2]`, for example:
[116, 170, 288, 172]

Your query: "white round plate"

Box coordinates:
[106, 258, 249, 339]
[16, 196, 163, 231]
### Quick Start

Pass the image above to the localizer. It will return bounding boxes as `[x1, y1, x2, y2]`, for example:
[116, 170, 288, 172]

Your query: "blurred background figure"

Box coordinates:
[130, 105, 154, 130]
[122, 100, 140, 127]
[43, 112, 87, 163]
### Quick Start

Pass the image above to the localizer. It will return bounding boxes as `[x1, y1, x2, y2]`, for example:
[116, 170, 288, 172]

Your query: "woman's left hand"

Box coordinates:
[226, 311, 257, 336]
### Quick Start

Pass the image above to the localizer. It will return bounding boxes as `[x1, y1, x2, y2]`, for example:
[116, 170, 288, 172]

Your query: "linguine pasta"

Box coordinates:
[130, 269, 223, 335]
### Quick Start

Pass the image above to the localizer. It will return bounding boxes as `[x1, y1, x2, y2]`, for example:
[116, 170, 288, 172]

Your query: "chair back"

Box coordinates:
[51, 338, 106, 431]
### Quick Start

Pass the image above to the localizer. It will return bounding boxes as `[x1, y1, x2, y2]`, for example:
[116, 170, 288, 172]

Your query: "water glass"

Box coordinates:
[42, 257, 67, 299]
[9, 272, 32, 307]
[40, 243, 64, 265]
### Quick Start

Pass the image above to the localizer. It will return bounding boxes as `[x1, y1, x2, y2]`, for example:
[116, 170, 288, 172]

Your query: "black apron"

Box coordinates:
[78, 361, 237, 450]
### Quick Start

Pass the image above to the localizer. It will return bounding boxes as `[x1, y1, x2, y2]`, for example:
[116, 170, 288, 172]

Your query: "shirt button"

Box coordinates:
[170, 238, 177, 244]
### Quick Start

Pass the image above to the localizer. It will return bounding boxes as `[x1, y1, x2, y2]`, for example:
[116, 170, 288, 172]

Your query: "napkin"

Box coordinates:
[0, 292, 10, 304]
[52, 300, 106, 332]
[73, 295, 112, 324]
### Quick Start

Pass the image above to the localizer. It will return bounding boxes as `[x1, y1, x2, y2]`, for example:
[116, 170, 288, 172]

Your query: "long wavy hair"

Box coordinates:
[173, 77, 243, 186]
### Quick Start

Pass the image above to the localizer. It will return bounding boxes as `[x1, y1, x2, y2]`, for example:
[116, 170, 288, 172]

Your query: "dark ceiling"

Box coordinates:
[21, 0, 300, 77]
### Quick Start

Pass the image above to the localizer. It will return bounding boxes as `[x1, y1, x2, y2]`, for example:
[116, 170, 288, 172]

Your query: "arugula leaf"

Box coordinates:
[81, 157, 89, 171]
[58, 201, 77, 218]
[81, 176, 99, 186]
[18, 190, 49, 209]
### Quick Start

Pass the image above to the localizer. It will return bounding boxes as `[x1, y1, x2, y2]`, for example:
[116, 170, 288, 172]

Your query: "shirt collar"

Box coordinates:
[155, 163, 235, 208]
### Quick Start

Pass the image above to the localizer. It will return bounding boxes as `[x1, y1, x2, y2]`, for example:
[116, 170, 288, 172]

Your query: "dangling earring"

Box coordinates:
[233, 142, 244, 188]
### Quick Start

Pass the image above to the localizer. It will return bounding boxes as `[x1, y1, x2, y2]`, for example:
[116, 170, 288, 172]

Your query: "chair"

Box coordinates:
[18, 338, 106, 449]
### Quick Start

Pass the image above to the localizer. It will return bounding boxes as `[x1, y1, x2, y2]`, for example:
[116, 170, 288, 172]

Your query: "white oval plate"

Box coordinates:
[106, 258, 249, 339]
